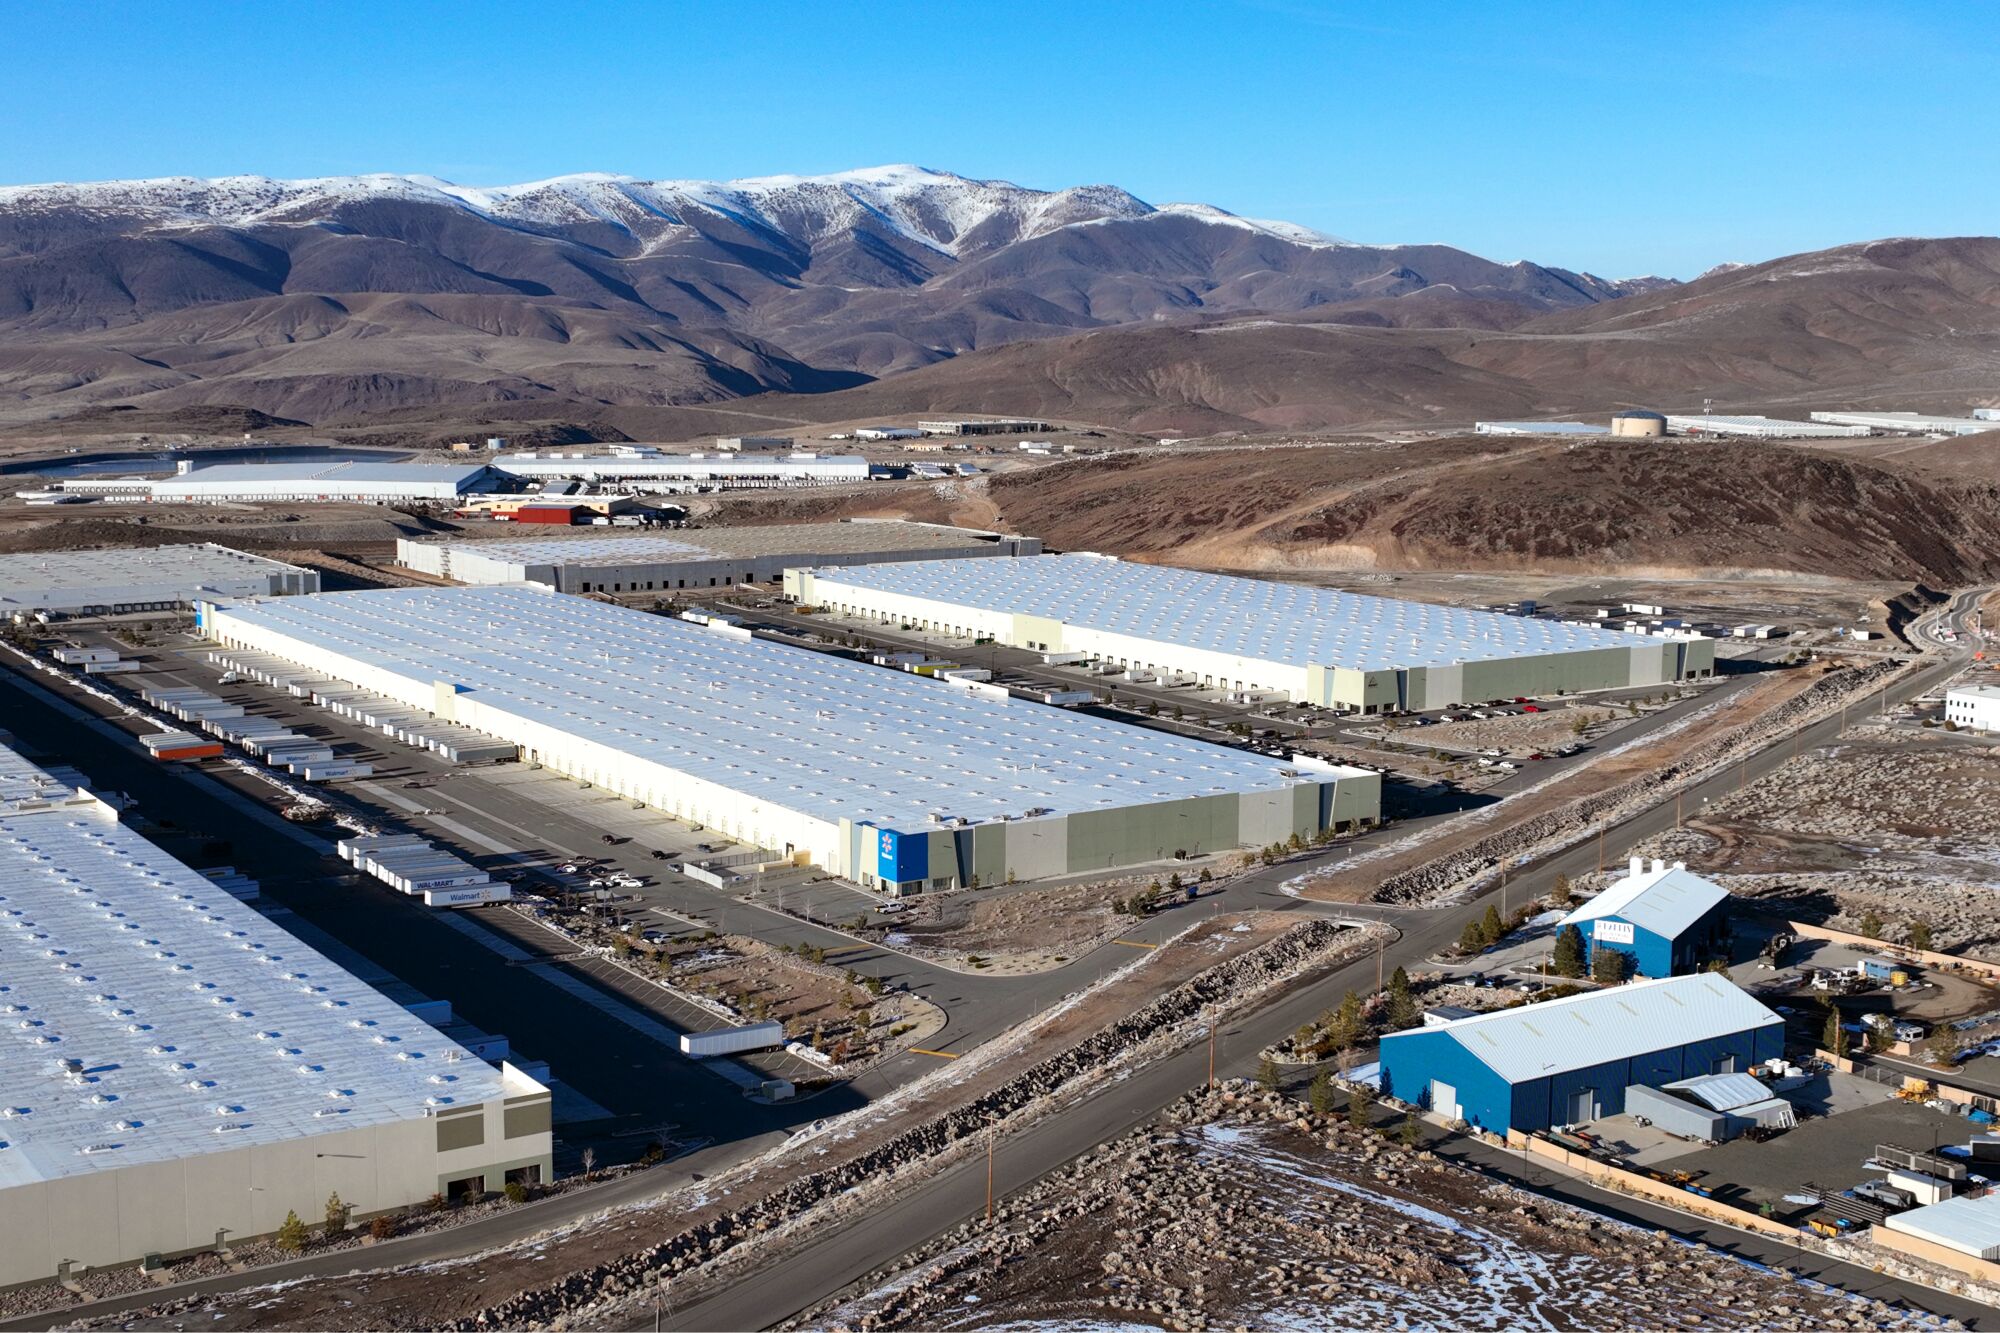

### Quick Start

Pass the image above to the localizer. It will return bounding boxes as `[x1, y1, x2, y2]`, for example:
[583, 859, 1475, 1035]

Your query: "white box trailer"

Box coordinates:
[300, 761, 374, 782]
[678, 1021, 784, 1058]
[424, 883, 512, 908]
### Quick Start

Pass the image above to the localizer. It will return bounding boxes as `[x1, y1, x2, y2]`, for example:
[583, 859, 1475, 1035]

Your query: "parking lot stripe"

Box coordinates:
[908, 1047, 960, 1060]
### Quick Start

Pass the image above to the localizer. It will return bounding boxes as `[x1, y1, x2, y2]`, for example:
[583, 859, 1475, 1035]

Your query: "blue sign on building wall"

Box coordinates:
[877, 828, 928, 885]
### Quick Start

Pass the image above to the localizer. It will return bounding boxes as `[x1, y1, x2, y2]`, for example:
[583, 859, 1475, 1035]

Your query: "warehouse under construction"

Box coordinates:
[396, 520, 1040, 593]
[789, 554, 1713, 712]
[198, 585, 1378, 891]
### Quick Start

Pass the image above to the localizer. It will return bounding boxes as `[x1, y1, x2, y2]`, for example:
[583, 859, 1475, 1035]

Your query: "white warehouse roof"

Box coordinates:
[1413, 974, 1781, 1084]
[1809, 411, 1996, 436]
[1561, 857, 1729, 940]
[165, 461, 491, 488]
[0, 543, 316, 613]
[1884, 1191, 2000, 1260]
[203, 586, 1350, 833]
[807, 554, 1673, 673]
[0, 743, 506, 1188]
[490, 453, 867, 480]
[1664, 415, 1871, 439]
[1474, 422, 1610, 436]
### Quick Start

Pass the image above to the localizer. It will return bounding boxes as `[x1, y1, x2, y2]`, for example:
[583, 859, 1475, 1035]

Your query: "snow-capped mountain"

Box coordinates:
[0, 165, 1675, 423]
[0, 165, 1357, 260]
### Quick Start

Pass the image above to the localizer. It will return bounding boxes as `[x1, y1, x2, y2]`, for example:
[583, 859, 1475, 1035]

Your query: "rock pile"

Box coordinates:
[1374, 660, 1907, 905]
[434, 920, 1364, 1331]
[786, 1081, 1949, 1331]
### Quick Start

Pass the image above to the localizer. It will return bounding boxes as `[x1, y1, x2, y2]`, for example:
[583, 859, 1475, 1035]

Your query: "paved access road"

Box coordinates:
[655, 592, 1992, 1331]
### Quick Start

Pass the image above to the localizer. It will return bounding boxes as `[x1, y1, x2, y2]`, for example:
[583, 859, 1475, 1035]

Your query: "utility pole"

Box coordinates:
[1501, 865, 1508, 917]
[986, 1122, 996, 1223]
[1207, 1004, 1217, 1090]
[1676, 790, 1683, 830]
[1597, 825, 1605, 874]
[1376, 935, 1385, 992]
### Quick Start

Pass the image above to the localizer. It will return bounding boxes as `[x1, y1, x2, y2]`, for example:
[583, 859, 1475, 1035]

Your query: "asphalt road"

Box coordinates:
[656, 591, 1991, 1330]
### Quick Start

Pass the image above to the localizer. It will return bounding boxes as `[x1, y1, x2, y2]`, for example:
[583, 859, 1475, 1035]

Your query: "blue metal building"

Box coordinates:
[1559, 857, 1731, 978]
[1378, 974, 1783, 1135]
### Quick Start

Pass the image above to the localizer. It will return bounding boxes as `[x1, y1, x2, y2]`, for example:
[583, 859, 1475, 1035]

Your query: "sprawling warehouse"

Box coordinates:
[1379, 974, 1784, 1135]
[200, 586, 1377, 890]
[0, 741, 550, 1287]
[0, 543, 319, 619]
[490, 452, 868, 485]
[790, 554, 1713, 713]
[1809, 411, 1997, 436]
[396, 521, 1041, 593]
[64, 461, 496, 504]
[1664, 415, 1870, 439]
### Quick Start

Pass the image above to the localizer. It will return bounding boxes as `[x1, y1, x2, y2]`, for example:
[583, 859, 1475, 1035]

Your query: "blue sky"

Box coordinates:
[3, 0, 1992, 277]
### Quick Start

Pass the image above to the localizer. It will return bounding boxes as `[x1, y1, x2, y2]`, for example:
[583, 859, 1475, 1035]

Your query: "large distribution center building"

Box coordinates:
[396, 520, 1041, 593]
[789, 554, 1714, 713]
[490, 452, 868, 485]
[0, 544, 320, 619]
[0, 741, 550, 1287]
[1809, 411, 1996, 437]
[1379, 974, 1785, 1135]
[199, 585, 1378, 891]
[63, 461, 497, 504]
[1558, 857, 1732, 979]
[1664, 415, 1871, 440]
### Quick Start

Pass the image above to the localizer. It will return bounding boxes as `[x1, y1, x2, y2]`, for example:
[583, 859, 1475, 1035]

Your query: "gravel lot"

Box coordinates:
[791, 1084, 1948, 1331]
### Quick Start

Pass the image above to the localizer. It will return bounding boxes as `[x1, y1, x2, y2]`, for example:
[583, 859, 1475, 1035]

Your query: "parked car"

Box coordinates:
[1522, 704, 1542, 713]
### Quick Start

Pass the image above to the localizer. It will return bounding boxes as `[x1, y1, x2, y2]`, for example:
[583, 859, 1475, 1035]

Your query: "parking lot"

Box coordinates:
[1651, 1093, 1972, 1224]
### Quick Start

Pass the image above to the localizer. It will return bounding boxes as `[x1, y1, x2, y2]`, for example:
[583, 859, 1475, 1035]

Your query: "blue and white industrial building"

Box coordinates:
[790, 553, 1714, 714]
[1559, 857, 1732, 978]
[198, 585, 1379, 892]
[1379, 973, 1785, 1135]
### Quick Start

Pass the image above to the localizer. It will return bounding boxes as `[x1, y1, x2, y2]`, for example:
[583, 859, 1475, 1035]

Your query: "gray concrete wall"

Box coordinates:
[0, 1080, 550, 1288]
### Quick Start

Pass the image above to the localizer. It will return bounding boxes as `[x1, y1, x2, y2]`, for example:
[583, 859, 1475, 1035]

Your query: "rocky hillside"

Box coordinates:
[0, 166, 1662, 423]
[973, 437, 2000, 584]
[794, 236, 2000, 434]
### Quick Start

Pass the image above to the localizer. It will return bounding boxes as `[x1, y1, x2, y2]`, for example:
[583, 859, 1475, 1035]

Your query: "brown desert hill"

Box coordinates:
[0, 167, 1660, 423]
[784, 236, 2000, 434]
[966, 438, 2000, 585]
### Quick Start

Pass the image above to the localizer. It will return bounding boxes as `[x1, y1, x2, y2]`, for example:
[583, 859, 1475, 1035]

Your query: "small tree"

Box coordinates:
[1199, 868, 1213, 884]
[1590, 947, 1630, 985]
[323, 1191, 347, 1236]
[1385, 966, 1418, 1030]
[1909, 920, 1934, 952]
[276, 1210, 310, 1254]
[504, 1180, 529, 1204]
[1928, 1028, 1961, 1068]
[1550, 873, 1574, 908]
[1479, 904, 1504, 946]
[1823, 1009, 1849, 1058]
[1346, 1086, 1370, 1130]
[1330, 989, 1365, 1051]
[1551, 925, 1586, 979]
[1458, 920, 1488, 955]
[1399, 1114, 1423, 1148]
[1257, 1056, 1282, 1092]
[1308, 1070, 1335, 1115]
[369, 1215, 396, 1242]
[580, 1146, 597, 1180]
[1859, 910, 1884, 940]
